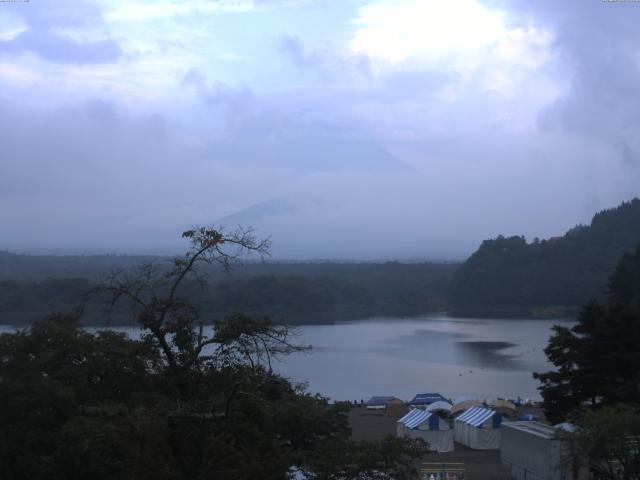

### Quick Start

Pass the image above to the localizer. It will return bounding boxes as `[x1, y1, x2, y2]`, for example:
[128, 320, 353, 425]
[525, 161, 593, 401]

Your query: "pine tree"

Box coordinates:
[534, 245, 640, 422]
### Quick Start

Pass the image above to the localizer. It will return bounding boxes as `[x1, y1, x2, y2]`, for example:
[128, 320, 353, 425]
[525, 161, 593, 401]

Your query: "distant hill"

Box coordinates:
[448, 198, 640, 318]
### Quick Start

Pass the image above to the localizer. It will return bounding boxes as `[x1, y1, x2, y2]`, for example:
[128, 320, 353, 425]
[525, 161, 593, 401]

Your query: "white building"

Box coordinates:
[500, 421, 588, 480]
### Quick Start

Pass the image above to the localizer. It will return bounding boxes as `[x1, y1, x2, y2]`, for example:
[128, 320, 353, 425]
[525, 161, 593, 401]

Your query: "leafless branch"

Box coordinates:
[88, 225, 274, 374]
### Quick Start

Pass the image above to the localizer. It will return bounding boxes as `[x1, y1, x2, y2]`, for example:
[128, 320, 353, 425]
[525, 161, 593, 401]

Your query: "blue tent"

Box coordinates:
[397, 409, 454, 452]
[454, 406, 502, 449]
[408, 393, 449, 406]
[398, 409, 440, 430]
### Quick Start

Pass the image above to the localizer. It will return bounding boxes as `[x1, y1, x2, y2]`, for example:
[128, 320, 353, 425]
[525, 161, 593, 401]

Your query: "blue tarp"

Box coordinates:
[408, 393, 448, 406]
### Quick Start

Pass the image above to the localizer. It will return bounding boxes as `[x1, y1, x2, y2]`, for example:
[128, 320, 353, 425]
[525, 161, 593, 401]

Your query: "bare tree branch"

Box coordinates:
[88, 225, 283, 375]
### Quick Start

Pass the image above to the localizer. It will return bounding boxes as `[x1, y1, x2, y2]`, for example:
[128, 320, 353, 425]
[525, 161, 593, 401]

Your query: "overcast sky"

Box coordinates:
[1, 0, 639, 259]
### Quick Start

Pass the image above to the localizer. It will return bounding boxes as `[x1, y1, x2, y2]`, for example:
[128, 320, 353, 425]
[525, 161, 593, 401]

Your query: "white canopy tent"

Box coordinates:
[426, 400, 452, 413]
[454, 406, 501, 450]
[397, 409, 454, 452]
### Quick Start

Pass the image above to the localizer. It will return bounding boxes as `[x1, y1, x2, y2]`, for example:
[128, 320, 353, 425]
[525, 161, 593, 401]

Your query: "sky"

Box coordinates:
[1, 0, 639, 259]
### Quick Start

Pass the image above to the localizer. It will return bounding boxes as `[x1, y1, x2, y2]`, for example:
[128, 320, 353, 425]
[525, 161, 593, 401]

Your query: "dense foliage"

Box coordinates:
[449, 199, 640, 317]
[562, 405, 640, 480]
[1, 315, 427, 479]
[534, 244, 640, 423]
[0, 226, 428, 479]
[0, 259, 456, 325]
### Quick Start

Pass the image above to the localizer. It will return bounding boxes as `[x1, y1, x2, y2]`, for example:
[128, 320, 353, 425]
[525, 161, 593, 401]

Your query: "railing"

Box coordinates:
[420, 462, 465, 480]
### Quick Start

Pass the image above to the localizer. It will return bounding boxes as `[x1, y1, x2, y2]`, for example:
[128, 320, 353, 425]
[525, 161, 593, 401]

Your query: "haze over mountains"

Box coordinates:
[2, 2, 640, 478]
[2, 1, 640, 259]
[3, 198, 640, 324]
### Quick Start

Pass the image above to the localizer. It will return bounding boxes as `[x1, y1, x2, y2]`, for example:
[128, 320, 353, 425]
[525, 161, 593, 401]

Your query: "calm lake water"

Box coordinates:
[0, 313, 573, 402]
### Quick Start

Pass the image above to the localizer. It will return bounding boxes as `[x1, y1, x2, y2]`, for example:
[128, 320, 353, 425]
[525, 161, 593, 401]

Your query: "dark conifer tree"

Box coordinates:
[534, 245, 640, 422]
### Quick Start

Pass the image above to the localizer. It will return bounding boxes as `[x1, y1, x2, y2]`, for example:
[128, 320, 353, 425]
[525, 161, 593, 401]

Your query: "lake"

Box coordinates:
[273, 314, 572, 402]
[0, 313, 572, 402]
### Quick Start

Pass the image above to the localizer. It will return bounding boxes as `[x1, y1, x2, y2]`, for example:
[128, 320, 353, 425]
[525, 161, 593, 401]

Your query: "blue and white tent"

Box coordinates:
[454, 406, 501, 449]
[408, 392, 448, 406]
[397, 409, 454, 452]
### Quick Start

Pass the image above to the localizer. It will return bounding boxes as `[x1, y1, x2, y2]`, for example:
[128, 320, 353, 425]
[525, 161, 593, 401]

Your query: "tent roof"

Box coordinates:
[366, 396, 397, 406]
[518, 413, 540, 421]
[451, 399, 483, 415]
[456, 406, 497, 427]
[555, 422, 575, 432]
[492, 399, 516, 411]
[426, 400, 453, 412]
[502, 421, 570, 439]
[398, 409, 434, 429]
[453, 395, 480, 404]
[408, 393, 448, 405]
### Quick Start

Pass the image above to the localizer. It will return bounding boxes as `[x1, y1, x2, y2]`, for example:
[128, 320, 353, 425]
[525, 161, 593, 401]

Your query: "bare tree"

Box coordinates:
[91, 225, 308, 372]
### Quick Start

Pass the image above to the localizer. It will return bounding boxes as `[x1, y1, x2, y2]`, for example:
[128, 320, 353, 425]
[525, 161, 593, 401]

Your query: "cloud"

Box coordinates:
[104, 0, 316, 22]
[0, 30, 121, 64]
[182, 69, 409, 173]
[279, 35, 323, 70]
[0, 0, 121, 64]
[485, 0, 640, 217]
[349, 0, 556, 85]
[0, 98, 248, 252]
[278, 35, 371, 82]
[104, 1, 253, 22]
[529, 1, 640, 152]
[351, 0, 507, 64]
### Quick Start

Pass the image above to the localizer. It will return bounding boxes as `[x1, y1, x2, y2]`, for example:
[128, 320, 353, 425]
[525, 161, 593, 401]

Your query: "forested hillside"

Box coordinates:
[449, 199, 640, 317]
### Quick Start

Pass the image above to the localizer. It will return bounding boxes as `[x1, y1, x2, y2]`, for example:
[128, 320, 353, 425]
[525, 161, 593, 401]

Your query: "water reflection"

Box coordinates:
[454, 341, 521, 370]
[358, 328, 526, 370]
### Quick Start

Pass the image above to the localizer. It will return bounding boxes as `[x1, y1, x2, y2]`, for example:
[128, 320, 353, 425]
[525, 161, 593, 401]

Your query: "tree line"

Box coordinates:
[0, 261, 456, 326]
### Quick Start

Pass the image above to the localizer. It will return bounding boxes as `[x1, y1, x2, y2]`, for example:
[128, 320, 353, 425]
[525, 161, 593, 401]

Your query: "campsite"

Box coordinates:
[352, 394, 577, 480]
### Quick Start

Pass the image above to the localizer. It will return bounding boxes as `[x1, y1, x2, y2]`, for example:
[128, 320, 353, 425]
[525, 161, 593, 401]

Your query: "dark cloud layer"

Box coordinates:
[514, 1, 640, 161]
